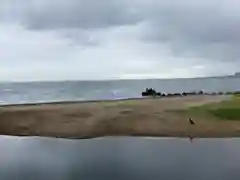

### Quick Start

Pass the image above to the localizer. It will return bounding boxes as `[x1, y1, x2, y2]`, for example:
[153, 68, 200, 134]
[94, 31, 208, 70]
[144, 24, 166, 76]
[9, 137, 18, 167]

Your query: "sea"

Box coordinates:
[0, 76, 240, 105]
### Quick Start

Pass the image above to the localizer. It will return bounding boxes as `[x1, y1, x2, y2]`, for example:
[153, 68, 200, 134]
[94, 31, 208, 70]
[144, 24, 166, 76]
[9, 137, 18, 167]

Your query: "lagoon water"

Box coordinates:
[1, 136, 240, 180]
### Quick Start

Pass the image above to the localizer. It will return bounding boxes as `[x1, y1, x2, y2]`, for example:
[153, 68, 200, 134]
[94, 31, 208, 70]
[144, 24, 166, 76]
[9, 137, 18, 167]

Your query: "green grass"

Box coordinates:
[184, 96, 240, 120]
[233, 93, 240, 99]
[209, 108, 240, 120]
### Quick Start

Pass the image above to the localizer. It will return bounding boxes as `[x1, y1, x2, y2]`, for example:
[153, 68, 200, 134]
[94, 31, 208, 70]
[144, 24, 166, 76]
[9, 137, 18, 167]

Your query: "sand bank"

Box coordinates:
[0, 95, 237, 139]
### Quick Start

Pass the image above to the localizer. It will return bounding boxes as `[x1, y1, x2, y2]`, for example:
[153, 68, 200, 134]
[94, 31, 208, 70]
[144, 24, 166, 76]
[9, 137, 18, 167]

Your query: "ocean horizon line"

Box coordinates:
[0, 74, 238, 84]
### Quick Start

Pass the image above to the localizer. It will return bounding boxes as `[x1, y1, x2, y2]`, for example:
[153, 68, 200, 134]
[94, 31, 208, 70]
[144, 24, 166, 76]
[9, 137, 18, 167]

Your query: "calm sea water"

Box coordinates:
[0, 77, 240, 105]
[1, 136, 240, 180]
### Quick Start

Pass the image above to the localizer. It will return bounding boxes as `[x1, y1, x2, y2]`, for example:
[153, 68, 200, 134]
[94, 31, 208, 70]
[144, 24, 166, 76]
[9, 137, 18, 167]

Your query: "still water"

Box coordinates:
[1, 136, 240, 180]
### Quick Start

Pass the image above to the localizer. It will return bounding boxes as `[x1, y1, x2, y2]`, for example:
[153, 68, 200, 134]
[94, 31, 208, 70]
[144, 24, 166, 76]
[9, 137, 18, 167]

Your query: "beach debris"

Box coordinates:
[189, 117, 195, 125]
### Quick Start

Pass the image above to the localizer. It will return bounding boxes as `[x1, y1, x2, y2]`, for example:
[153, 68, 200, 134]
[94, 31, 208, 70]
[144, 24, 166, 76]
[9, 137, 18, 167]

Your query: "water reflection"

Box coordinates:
[0, 136, 240, 180]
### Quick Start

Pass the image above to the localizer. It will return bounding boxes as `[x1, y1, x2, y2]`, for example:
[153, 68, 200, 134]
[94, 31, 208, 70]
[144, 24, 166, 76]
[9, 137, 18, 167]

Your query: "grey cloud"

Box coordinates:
[0, 0, 144, 46]
[2, 0, 240, 80]
[4, 0, 142, 30]
[56, 29, 100, 46]
[140, 0, 240, 63]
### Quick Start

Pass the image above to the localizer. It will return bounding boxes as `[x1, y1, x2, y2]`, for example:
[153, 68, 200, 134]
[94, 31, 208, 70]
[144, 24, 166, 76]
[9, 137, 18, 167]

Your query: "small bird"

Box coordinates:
[189, 117, 195, 125]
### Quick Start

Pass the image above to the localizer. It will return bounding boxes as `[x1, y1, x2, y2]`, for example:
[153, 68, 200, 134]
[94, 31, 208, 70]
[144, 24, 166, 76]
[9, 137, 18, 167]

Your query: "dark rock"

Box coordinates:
[182, 92, 187, 96]
[156, 92, 162, 96]
[166, 93, 171, 97]
[197, 90, 204, 95]
[166, 93, 175, 97]
[141, 88, 157, 96]
[185, 91, 197, 96]
[161, 93, 166, 97]
[142, 92, 149, 96]
[173, 93, 182, 96]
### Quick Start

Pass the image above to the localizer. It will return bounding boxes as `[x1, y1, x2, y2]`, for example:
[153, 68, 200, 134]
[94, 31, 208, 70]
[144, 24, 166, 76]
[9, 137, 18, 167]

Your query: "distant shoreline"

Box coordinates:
[0, 74, 239, 84]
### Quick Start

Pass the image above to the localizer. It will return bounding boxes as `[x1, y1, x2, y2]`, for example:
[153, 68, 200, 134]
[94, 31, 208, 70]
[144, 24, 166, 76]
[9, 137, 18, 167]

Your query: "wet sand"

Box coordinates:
[0, 95, 237, 139]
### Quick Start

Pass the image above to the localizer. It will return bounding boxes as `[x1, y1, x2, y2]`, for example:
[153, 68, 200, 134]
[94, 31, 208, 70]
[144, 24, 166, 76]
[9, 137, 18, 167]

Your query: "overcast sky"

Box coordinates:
[1, 0, 240, 81]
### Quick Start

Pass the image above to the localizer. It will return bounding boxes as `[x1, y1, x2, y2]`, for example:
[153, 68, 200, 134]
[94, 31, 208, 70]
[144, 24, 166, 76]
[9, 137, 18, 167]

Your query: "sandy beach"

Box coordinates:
[0, 95, 239, 139]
